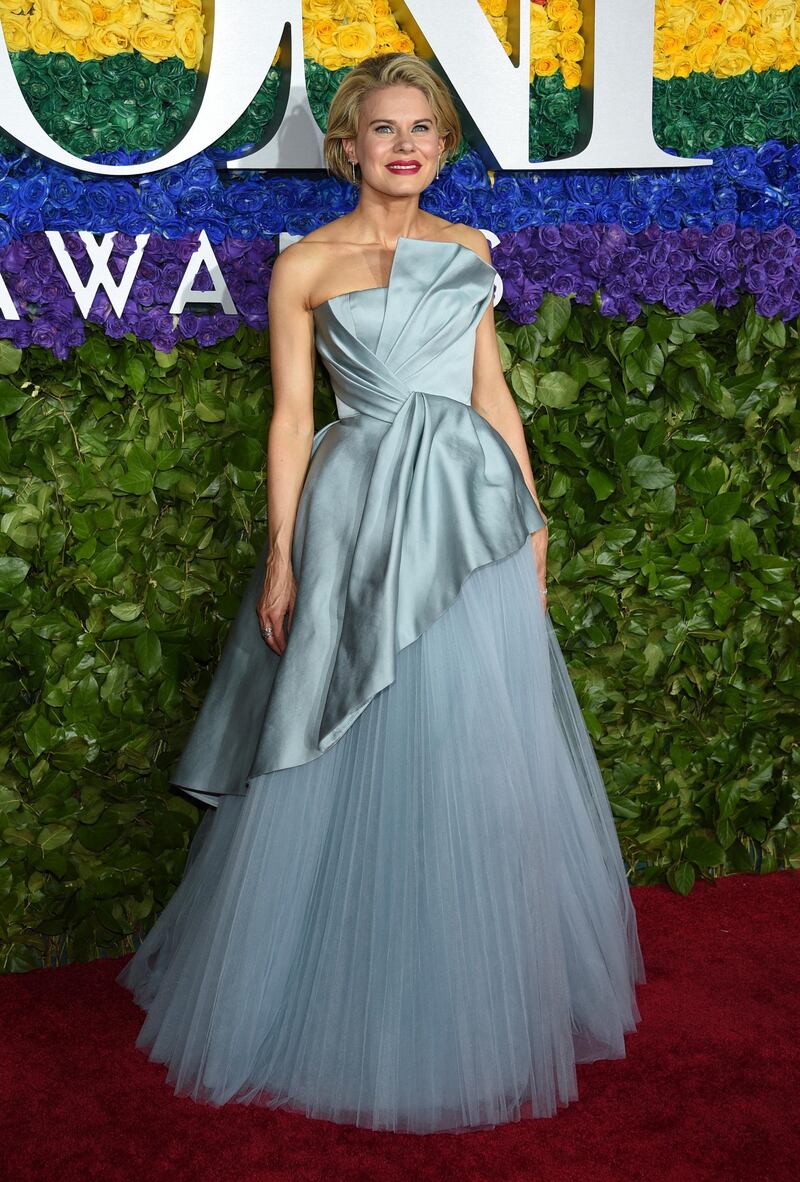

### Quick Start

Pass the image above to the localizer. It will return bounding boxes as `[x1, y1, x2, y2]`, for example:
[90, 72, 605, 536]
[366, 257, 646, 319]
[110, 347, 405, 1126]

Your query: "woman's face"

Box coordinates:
[345, 84, 445, 193]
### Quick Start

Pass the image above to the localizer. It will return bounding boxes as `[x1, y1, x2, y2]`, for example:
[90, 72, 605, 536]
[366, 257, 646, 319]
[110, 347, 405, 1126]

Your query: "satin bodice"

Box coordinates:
[312, 236, 498, 423]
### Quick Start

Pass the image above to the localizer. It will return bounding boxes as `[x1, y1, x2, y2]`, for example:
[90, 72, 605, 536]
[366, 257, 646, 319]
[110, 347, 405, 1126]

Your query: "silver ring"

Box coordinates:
[261, 626, 273, 637]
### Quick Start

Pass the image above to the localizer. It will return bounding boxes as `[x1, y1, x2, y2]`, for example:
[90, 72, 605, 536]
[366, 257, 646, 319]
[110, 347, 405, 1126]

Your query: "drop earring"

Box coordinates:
[351, 158, 356, 182]
[436, 152, 441, 179]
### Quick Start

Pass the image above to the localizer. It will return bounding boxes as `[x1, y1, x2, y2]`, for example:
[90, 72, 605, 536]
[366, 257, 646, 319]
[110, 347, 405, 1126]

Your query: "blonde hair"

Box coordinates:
[324, 52, 462, 185]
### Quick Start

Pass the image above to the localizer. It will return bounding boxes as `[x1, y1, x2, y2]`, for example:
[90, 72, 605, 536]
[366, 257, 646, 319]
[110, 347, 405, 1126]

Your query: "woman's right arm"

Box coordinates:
[257, 245, 317, 656]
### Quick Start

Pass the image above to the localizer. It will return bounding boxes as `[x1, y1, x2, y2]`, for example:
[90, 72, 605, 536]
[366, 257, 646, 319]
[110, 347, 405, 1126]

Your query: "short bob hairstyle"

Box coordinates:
[324, 52, 461, 185]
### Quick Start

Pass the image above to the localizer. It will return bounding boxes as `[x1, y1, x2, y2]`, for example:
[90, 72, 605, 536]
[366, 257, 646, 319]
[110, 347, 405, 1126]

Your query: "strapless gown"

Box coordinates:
[116, 236, 646, 1134]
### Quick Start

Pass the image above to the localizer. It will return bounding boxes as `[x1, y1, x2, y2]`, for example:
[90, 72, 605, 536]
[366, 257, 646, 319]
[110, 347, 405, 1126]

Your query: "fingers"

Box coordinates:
[257, 607, 291, 655]
[266, 615, 285, 655]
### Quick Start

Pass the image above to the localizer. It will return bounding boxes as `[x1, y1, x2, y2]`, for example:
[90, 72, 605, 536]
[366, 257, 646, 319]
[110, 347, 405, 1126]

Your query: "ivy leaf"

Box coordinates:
[0, 380, 25, 416]
[0, 556, 30, 591]
[536, 293, 572, 343]
[38, 824, 74, 851]
[684, 833, 725, 867]
[154, 348, 179, 369]
[109, 602, 143, 622]
[134, 630, 163, 678]
[536, 370, 579, 408]
[666, 862, 696, 895]
[676, 306, 719, 335]
[587, 468, 615, 500]
[705, 491, 741, 523]
[123, 358, 148, 393]
[0, 341, 22, 375]
[626, 454, 676, 489]
[728, 519, 758, 562]
[196, 395, 227, 422]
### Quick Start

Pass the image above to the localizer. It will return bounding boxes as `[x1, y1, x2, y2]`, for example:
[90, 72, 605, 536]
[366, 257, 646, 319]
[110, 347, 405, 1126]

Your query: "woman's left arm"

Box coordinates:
[466, 234, 547, 527]
[463, 230, 549, 608]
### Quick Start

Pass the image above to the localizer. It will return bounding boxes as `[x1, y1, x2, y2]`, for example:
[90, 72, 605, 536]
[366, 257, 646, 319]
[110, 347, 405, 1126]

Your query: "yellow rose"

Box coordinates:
[71, 36, 99, 60]
[489, 17, 508, 41]
[332, 20, 376, 60]
[374, 18, 398, 42]
[696, 0, 720, 22]
[130, 18, 176, 62]
[653, 60, 673, 81]
[41, 0, 93, 39]
[672, 54, 694, 77]
[557, 32, 583, 62]
[304, 0, 331, 16]
[530, 5, 547, 30]
[692, 39, 717, 70]
[726, 31, 747, 49]
[559, 10, 582, 35]
[547, 0, 573, 24]
[704, 21, 727, 44]
[487, 0, 506, 17]
[720, 0, 750, 33]
[319, 47, 349, 71]
[750, 31, 779, 67]
[334, 0, 361, 20]
[760, 0, 795, 35]
[174, 9, 203, 69]
[712, 45, 751, 75]
[561, 59, 581, 88]
[683, 22, 702, 46]
[531, 27, 559, 55]
[27, 11, 68, 51]
[0, 14, 29, 51]
[666, 5, 696, 39]
[174, 0, 200, 9]
[88, 4, 121, 24]
[389, 32, 414, 53]
[373, 0, 391, 15]
[748, 0, 767, 8]
[0, 0, 33, 14]
[533, 55, 558, 77]
[88, 21, 131, 53]
[140, 0, 174, 19]
[118, 2, 144, 28]
[314, 17, 337, 46]
[655, 29, 683, 58]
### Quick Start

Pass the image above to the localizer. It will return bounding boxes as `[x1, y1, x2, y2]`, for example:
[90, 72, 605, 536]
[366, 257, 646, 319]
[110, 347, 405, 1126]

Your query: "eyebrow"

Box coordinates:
[368, 118, 432, 125]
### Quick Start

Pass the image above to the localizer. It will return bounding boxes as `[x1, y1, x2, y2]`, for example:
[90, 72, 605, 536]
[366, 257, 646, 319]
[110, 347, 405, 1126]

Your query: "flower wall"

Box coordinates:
[0, 1, 798, 969]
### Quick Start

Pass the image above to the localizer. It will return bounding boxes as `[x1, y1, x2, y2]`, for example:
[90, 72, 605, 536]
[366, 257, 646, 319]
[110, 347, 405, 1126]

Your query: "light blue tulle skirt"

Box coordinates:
[116, 539, 645, 1134]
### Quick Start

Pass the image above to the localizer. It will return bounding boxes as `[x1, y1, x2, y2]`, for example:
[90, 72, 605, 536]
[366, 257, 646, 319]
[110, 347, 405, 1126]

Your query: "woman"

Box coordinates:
[117, 51, 645, 1135]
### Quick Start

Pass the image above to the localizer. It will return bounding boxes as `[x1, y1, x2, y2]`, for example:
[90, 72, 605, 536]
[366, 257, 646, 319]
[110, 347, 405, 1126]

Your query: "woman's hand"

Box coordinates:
[529, 522, 549, 613]
[256, 550, 297, 656]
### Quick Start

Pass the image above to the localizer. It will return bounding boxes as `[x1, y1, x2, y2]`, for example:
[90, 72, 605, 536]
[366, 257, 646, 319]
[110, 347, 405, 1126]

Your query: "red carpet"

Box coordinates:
[1, 870, 797, 1182]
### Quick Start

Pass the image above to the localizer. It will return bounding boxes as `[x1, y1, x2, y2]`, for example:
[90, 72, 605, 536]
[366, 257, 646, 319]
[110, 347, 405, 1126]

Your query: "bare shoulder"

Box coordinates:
[434, 220, 493, 267]
[270, 221, 355, 311]
[269, 236, 320, 310]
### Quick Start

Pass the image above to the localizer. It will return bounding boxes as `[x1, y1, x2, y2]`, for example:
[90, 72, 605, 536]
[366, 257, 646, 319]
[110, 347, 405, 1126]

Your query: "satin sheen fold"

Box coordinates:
[171, 238, 546, 806]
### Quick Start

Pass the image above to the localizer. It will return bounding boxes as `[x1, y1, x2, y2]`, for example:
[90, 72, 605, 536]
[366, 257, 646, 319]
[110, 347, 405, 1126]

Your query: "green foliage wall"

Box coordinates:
[1, 293, 798, 971]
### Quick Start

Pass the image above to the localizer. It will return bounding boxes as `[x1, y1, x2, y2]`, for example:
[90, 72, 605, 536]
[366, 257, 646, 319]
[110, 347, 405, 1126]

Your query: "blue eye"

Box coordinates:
[376, 124, 430, 133]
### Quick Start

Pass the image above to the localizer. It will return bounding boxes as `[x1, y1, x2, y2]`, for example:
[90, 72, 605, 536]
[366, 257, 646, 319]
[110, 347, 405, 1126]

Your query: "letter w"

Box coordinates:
[45, 231, 150, 318]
